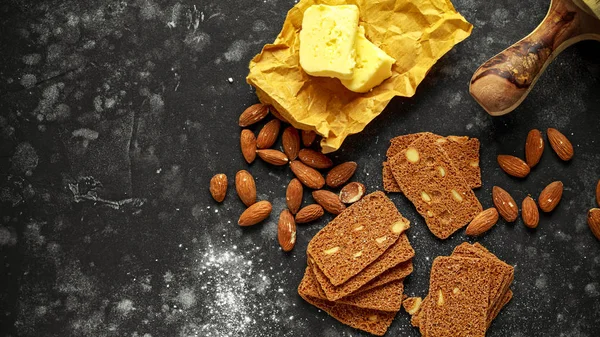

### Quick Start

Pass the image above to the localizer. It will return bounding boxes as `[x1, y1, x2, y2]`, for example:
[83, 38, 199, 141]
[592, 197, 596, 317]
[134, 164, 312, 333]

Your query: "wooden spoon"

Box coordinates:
[470, 0, 600, 116]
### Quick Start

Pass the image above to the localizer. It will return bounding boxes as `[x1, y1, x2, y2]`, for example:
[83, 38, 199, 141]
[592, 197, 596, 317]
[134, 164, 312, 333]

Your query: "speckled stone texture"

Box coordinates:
[0, 0, 599, 336]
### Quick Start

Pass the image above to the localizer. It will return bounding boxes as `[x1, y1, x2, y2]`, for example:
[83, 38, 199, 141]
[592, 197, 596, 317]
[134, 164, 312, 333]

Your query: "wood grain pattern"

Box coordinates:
[470, 0, 600, 116]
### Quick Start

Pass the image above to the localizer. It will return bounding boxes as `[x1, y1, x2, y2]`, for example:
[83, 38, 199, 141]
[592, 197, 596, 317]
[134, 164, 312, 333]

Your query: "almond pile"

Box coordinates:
[209, 103, 367, 252]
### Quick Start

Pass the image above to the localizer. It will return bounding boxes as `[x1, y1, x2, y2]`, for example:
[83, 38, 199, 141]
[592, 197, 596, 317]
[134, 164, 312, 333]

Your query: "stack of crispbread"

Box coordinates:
[404, 242, 514, 336]
[383, 132, 483, 239]
[298, 191, 415, 335]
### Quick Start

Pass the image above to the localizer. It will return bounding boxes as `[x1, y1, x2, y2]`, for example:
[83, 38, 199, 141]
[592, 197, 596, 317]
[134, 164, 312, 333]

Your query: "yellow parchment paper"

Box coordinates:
[247, 0, 472, 153]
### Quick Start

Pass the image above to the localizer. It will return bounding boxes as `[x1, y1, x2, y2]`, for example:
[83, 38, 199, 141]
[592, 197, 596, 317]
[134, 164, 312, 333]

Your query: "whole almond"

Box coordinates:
[286, 178, 303, 214]
[239, 103, 269, 127]
[209, 174, 228, 202]
[339, 182, 366, 204]
[538, 181, 563, 212]
[290, 160, 325, 189]
[295, 204, 325, 223]
[282, 127, 300, 160]
[238, 200, 272, 226]
[270, 106, 289, 123]
[326, 162, 357, 188]
[302, 130, 316, 147]
[547, 128, 574, 161]
[235, 170, 256, 207]
[497, 155, 530, 178]
[298, 148, 333, 169]
[312, 190, 346, 215]
[256, 149, 289, 166]
[465, 208, 499, 236]
[525, 129, 544, 168]
[240, 129, 257, 164]
[596, 180, 600, 207]
[277, 209, 296, 252]
[588, 208, 600, 240]
[256, 119, 281, 149]
[492, 186, 518, 222]
[521, 196, 539, 228]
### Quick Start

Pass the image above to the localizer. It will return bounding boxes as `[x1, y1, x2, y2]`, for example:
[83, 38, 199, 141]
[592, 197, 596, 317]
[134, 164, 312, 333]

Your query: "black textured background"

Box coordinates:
[1, 0, 599, 336]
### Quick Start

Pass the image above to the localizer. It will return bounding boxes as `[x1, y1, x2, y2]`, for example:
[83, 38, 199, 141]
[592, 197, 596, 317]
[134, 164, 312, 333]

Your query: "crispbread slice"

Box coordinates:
[383, 133, 425, 192]
[337, 279, 404, 312]
[352, 259, 413, 295]
[311, 234, 414, 301]
[388, 133, 482, 239]
[491, 289, 512, 323]
[308, 191, 409, 285]
[299, 292, 397, 336]
[382, 161, 401, 192]
[424, 256, 490, 337]
[452, 242, 514, 324]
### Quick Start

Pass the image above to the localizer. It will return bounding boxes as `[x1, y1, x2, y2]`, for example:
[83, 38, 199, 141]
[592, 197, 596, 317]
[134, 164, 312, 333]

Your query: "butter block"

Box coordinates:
[341, 26, 396, 93]
[299, 5, 359, 80]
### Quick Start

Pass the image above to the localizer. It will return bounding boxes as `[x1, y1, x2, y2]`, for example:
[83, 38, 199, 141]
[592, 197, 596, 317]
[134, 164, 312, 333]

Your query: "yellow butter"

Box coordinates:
[299, 4, 359, 80]
[341, 26, 396, 93]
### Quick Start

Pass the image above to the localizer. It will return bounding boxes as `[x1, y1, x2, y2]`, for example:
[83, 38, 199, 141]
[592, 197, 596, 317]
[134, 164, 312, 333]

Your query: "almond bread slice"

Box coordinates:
[307, 191, 409, 285]
[388, 133, 482, 239]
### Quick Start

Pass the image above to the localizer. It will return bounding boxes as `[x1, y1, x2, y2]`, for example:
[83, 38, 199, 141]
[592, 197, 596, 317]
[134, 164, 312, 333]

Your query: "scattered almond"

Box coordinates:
[302, 130, 316, 147]
[209, 174, 228, 202]
[497, 155, 530, 178]
[277, 209, 296, 252]
[587, 208, 600, 240]
[547, 128, 574, 161]
[538, 181, 563, 212]
[522, 196, 539, 228]
[235, 170, 256, 207]
[290, 160, 325, 189]
[525, 129, 544, 167]
[256, 149, 289, 166]
[240, 129, 257, 164]
[239, 103, 269, 127]
[465, 208, 499, 236]
[326, 161, 357, 188]
[312, 190, 346, 215]
[238, 200, 272, 226]
[298, 148, 333, 169]
[492, 186, 518, 222]
[256, 119, 281, 149]
[596, 180, 600, 207]
[339, 182, 366, 204]
[269, 106, 289, 123]
[282, 127, 300, 160]
[295, 204, 324, 223]
[286, 178, 303, 214]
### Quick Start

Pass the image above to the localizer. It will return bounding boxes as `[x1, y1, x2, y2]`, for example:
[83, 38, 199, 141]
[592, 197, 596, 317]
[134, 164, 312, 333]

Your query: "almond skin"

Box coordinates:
[256, 119, 281, 149]
[312, 190, 346, 215]
[286, 178, 303, 214]
[596, 180, 600, 207]
[465, 208, 499, 236]
[302, 130, 316, 147]
[209, 174, 228, 202]
[339, 182, 366, 204]
[269, 106, 289, 123]
[588, 208, 600, 240]
[290, 160, 325, 189]
[295, 204, 324, 223]
[282, 127, 300, 160]
[256, 149, 289, 166]
[239, 103, 269, 127]
[238, 200, 272, 226]
[521, 196, 540, 228]
[538, 181, 563, 212]
[492, 186, 518, 222]
[277, 209, 296, 252]
[240, 129, 257, 164]
[298, 148, 333, 169]
[547, 128, 573, 161]
[235, 170, 256, 207]
[326, 161, 358, 188]
[525, 129, 544, 168]
[497, 155, 530, 178]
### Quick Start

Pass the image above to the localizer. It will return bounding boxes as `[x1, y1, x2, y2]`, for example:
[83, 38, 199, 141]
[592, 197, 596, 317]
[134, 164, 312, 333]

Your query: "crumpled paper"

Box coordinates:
[247, 0, 472, 153]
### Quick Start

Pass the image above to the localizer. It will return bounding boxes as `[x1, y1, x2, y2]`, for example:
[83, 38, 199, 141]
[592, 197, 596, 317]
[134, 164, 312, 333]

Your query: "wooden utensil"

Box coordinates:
[470, 0, 600, 116]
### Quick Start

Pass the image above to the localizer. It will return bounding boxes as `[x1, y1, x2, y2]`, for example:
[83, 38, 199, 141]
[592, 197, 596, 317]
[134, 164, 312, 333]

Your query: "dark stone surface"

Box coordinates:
[0, 0, 599, 336]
